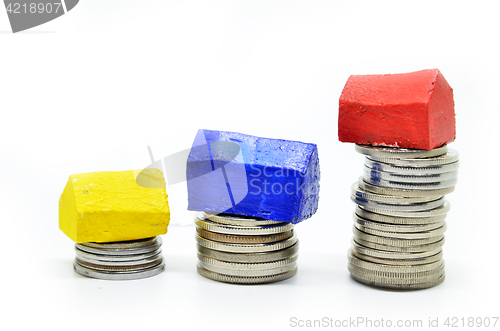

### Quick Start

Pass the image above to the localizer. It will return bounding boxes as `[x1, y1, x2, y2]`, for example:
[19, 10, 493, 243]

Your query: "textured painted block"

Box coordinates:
[59, 169, 170, 243]
[186, 129, 320, 223]
[338, 69, 455, 150]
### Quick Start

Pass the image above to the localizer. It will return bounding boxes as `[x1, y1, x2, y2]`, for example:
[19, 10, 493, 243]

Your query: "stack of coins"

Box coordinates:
[195, 212, 299, 284]
[348, 144, 459, 289]
[73, 237, 165, 280]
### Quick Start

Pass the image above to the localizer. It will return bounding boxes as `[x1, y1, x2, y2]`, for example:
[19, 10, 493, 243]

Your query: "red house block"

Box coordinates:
[338, 69, 455, 150]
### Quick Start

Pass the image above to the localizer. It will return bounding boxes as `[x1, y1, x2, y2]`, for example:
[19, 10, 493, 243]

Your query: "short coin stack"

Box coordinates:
[348, 144, 459, 289]
[195, 213, 299, 284]
[74, 237, 165, 280]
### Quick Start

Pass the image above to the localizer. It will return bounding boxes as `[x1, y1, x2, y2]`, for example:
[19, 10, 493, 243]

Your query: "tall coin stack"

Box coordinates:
[347, 144, 459, 290]
[195, 212, 299, 284]
[74, 237, 165, 280]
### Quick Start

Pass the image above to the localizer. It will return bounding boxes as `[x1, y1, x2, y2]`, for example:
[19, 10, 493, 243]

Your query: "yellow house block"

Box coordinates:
[59, 169, 170, 243]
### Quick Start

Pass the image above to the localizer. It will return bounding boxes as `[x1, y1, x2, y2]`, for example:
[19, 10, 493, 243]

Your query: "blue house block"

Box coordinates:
[186, 129, 320, 223]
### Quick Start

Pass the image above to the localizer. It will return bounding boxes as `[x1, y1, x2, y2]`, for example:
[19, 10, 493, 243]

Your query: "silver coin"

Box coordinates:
[350, 270, 445, 289]
[76, 237, 162, 256]
[354, 237, 445, 253]
[195, 232, 298, 253]
[197, 253, 298, 270]
[348, 250, 443, 273]
[354, 221, 447, 239]
[364, 175, 457, 190]
[196, 242, 299, 263]
[368, 148, 459, 167]
[353, 227, 444, 247]
[355, 144, 448, 159]
[355, 206, 447, 225]
[75, 247, 163, 263]
[365, 158, 459, 175]
[353, 214, 445, 233]
[351, 183, 436, 204]
[351, 248, 443, 266]
[74, 261, 165, 280]
[75, 248, 163, 267]
[358, 177, 454, 198]
[78, 237, 158, 250]
[351, 194, 445, 212]
[351, 240, 442, 259]
[198, 253, 299, 276]
[75, 257, 163, 272]
[199, 260, 297, 277]
[197, 263, 297, 284]
[195, 213, 293, 235]
[348, 262, 445, 283]
[203, 212, 280, 226]
[196, 227, 294, 244]
[358, 201, 450, 218]
[364, 166, 458, 183]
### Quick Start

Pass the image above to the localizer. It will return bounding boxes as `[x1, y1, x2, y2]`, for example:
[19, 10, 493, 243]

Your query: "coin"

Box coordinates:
[197, 263, 297, 284]
[358, 177, 455, 197]
[351, 183, 436, 204]
[75, 248, 163, 266]
[351, 240, 442, 259]
[195, 227, 294, 244]
[355, 144, 448, 159]
[354, 237, 445, 253]
[351, 249, 443, 266]
[363, 166, 458, 183]
[353, 214, 446, 233]
[350, 271, 445, 289]
[196, 242, 299, 263]
[348, 250, 444, 273]
[368, 148, 459, 167]
[75, 257, 163, 272]
[74, 261, 165, 281]
[200, 261, 297, 277]
[355, 206, 447, 225]
[203, 212, 280, 226]
[365, 158, 460, 175]
[194, 213, 294, 235]
[353, 226, 444, 246]
[348, 263, 445, 283]
[197, 253, 298, 270]
[358, 201, 450, 218]
[364, 175, 458, 190]
[78, 237, 158, 250]
[198, 252, 299, 276]
[75, 246, 162, 262]
[76, 237, 162, 256]
[354, 221, 447, 239]
[195, 232, 298, 253]
[351, 194, 445, 212]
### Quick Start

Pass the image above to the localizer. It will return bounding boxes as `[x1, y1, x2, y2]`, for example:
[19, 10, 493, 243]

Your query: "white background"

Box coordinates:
[1, 1, 499, 330]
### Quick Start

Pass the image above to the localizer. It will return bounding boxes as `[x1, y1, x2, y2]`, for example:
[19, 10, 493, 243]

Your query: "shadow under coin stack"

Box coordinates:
[74, 237, 165, 280]
[348, 145, 459, 289]
[195, 213, 299, 284]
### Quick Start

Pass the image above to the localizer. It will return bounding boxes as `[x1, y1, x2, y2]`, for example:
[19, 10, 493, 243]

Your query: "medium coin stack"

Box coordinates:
[195, 212, 299, 284]
[348, 144, 459, 289]
[74, 237, 165, 280]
